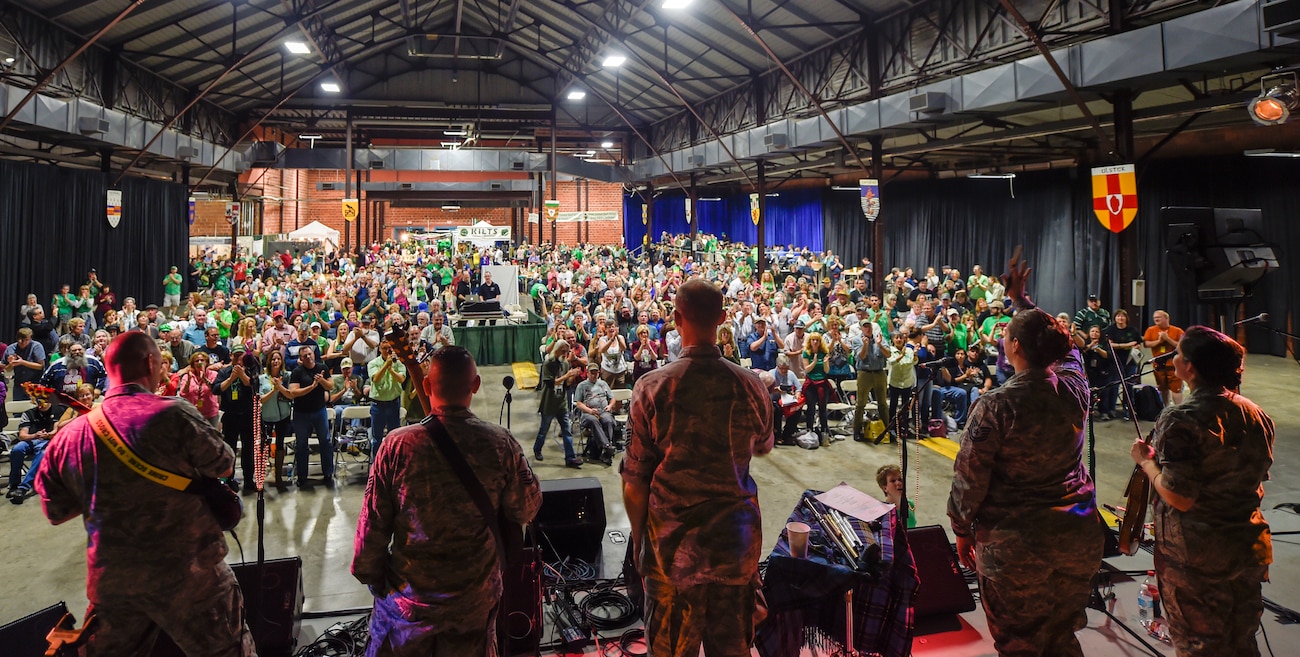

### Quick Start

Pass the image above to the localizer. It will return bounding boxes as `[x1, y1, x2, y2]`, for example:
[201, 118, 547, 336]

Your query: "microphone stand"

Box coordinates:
[1250, 323, 1300, 369]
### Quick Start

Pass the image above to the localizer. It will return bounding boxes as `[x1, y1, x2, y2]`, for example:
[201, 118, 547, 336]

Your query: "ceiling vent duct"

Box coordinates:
[510, 160, 526, 170]
[763, 133, 788, 150]
[320, 182, 337, 191]
[407, 35, 503, 60]
[176, 146, 199, 161]
[369, 160, 385, 169]
[1263, 0, 1300, 36]
[908, 91, 947, 113]
[78, 117, 109, 135]
[687, 155, 705, 167]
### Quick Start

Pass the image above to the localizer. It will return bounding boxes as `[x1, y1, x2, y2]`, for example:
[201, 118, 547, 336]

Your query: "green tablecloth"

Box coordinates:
[453, 313, 546, 365]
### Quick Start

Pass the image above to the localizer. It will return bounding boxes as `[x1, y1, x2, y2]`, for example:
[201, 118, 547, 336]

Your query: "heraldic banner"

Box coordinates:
[342, 198, 359, 222]
[859, 179, 879, 221]
[544, 199, 560, 222]
[1091, 164, 1137, 233]
[750, 193, 760, 225]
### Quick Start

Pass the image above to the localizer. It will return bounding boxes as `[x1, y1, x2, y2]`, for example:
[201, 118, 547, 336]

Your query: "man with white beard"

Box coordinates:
[41, 341, 108, 399]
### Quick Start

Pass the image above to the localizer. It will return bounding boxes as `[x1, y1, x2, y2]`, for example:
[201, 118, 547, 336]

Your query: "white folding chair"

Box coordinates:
[827, 379, 858, 437]
[335, 405, 374, 481]
[5, 400, 35, 417]
[611, 388, 634, 447]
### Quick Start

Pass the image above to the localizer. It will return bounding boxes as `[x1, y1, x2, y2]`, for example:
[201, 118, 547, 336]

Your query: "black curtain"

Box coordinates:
[821, 158, 1299, 355]
[0, 160, 189, 341]
[822, 189, 874, 269]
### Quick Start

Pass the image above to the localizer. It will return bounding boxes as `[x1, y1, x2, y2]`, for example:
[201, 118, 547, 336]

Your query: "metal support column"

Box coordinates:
[646, 182, 655, 251]
[1113, 89, 1138, 311]
[230, 180, 239, 257]
[550, 109, 558, 247]
[870, 136, 884, 293]
[757, 161, 767, 274]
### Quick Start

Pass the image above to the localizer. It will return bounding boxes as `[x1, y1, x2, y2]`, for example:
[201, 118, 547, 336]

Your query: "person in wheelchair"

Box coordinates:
[573, 363, 619, 465]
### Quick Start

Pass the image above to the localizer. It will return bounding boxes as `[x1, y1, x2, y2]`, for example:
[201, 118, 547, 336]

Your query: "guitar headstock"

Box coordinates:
[384, 321, 416, 361]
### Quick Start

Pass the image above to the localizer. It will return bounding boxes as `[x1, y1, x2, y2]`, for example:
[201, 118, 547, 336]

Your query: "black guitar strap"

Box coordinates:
[421, 414, 508, 566]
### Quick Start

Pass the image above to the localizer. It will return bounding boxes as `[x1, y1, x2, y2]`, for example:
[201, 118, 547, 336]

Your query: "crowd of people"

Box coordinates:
[1, 229, 1273, 657]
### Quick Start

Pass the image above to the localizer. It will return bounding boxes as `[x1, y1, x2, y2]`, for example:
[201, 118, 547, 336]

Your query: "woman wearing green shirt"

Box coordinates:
[801, 331, 832, 445]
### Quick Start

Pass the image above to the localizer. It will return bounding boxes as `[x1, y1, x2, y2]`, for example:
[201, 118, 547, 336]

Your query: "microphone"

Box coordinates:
[502, 375, 515, 391]
[1150, 350, 1177, 365]
[1234, 313, 1269, 326]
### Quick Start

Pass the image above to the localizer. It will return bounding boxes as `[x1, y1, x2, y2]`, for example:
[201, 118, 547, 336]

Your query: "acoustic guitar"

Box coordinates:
[383, 321, 432, 418]
[1117, 429, 1155, 556]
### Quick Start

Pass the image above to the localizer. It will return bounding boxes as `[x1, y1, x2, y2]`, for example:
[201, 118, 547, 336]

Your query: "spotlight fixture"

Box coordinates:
[662, 0, 694, 8]
[1248, 78, 1299, 125]
[284, 41, 311, 55]
[602, 55, 627, 67]
[320, 81, 341, 93]
[600, 140, 614, 149]
[2, 56, 15, 66]
[566, 90, 587, 100]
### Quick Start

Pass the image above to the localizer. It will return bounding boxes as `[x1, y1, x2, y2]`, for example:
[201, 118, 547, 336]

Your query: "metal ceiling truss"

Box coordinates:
[0, 2, 237, 144]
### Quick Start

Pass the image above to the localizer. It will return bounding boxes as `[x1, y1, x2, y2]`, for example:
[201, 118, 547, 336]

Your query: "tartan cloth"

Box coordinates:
[755, 490, 917, 657]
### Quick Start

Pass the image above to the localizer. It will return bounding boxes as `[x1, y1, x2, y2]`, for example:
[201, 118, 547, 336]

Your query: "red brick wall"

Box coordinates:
[196, 168, 628, 245]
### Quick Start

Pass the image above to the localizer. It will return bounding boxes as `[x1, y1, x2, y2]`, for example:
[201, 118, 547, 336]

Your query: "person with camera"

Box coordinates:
[948, 248, 1103, 657]
[214, 344, 258, 493]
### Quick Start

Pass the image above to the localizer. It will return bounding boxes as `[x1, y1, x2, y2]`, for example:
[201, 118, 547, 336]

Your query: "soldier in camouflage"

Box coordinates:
[35, 331, 256, 657]
[353, 346, 541, 657]
[1130, 326, 1274, 657]
[948, 249, 1104, 657]
[622, 278, 774, 657]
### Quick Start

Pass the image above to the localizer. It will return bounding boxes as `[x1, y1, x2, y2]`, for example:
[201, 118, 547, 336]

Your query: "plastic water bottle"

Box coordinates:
[1137, 570, 1159, 623]
[284, 462, 295, 481]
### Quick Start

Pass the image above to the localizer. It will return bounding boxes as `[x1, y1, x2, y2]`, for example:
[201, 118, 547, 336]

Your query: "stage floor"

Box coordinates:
[4, 354, 1298, 656]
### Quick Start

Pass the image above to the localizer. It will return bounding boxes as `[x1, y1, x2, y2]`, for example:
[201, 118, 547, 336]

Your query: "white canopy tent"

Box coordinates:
[287, 221, 340, 248]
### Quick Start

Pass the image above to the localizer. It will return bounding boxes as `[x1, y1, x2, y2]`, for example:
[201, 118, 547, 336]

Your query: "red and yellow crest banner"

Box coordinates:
[543, 200, 560, 222]
[749, 193, 760, 226]
[1091, 164, 1137, 233]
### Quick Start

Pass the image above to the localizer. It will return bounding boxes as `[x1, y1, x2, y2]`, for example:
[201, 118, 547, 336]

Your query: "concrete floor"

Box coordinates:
[3, 354, 1299, 655]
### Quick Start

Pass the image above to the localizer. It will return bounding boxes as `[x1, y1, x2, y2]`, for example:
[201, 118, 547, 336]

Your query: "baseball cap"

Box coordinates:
[989, 300, 1005, 310]
[940, 292, 951, 300]
[231, 343, 247, 354]
[587, 362, 600, 371]
[272, 309, 285, 318]
[145, 303, 159, 310]
[947, 308, 960, 317]
[341, 357, 354, 369]
[159, 323, 173, 332]
[310, 322, 322, 329]
[794, 321, 806, 330]
[1087, 293, 1099, 301]
[753, 317, 767, 324]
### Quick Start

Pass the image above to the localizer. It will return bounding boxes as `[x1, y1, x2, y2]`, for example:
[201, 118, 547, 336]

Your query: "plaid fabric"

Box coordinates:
[755, 490, 917, 657]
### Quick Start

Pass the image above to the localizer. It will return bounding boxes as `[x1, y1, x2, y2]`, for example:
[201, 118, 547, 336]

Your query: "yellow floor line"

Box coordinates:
[917, 436, 961, 460]
[512, 362, 539, 390]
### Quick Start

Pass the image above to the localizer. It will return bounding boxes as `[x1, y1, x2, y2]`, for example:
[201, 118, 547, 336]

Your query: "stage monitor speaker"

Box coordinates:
[535, 477, 606, 565]
[151, 557, 304, 657]
[0, 602, 72, 657]
[909, 525, 976, 619]
[500, 547, 543, 656]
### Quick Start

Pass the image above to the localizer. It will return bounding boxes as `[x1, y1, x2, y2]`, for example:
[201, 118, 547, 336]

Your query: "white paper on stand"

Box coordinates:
[815, 482, 895, 522]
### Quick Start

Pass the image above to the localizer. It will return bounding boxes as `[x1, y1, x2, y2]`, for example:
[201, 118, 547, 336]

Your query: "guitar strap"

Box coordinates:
[86, 406, 194, 491]
[421, 414, 509, 567]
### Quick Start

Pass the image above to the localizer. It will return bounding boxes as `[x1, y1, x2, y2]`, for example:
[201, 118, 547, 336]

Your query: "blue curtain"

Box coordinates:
[624, 187, 824, 250]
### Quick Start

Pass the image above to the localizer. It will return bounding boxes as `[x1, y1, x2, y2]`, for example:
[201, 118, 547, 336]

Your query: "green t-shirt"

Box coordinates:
[979, 315, 1011, 340]
[967, 275, 990, 301]
[367, 357, 407, 402]
[163, 273, 183, 295]
[216, 309, 238, 339]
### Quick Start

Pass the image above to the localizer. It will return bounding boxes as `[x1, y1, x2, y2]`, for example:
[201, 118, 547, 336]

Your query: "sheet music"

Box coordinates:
[815, 482, 894, 522]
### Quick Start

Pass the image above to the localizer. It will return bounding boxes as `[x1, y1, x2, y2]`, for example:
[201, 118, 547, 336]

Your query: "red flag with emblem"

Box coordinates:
[1091, 164, 1137, 233]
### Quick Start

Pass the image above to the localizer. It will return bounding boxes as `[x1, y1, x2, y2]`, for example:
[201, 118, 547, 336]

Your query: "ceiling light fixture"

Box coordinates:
[320, 81, 341, 93]
[285, 41, 311, 55]
[440, 141, 461, 148]
[566, 90, 587, 100]
[441, 204, 461, 212]
[830, 186, 859, 191]
[600, 140, 614, 148]
[299, 133, 323, 140]
[602, 55, 627, 67]
[662, 0, 694, 8]
[967, 172, 1016, 179]
[1248, 78, 1300, 125]
[444, 129, 468, 136]
[2, 56, 15, 66]
[1244, 148, 1300, 157]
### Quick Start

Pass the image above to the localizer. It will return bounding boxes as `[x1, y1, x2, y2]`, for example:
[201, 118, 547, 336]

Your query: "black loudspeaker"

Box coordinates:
[0, 602, 71, 657]
[151, 557, 304, 657]
[908, 525, 976, 619]
[535, 477, 606, 565]
[499, 547, 543, 656]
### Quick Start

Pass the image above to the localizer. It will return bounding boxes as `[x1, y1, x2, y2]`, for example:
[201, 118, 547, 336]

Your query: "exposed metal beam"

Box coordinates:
[719, 4, 873, 177]
[996, 0, 1112, 157]
[0, 0, 146, 135]
[114, 0, 354, 184]
[109, 0, 228, 46]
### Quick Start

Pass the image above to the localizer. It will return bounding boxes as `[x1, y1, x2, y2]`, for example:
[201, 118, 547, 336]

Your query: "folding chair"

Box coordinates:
[610, 388, 634, 448]
[826, 379, 857, 438]
[335, 405, 373, 481]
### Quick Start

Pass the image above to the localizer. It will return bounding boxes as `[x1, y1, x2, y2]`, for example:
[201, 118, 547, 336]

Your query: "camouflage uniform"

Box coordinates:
[1151, 387, 1274, 657]
[622, 344, 773, 657]
[35, 383, 256, 657]
[948, 347, 1103, 657]
[352, 405, 541, 657]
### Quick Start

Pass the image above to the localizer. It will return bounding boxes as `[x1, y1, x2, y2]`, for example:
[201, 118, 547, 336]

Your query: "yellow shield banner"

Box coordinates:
[684, 197, 692, 225]
[641, 203, 648, 225]
[342, 198, 359, 222]
[750, 193, 760, 226]
[544, 200, 560, 222]
[1091, 164, 1137, 233]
